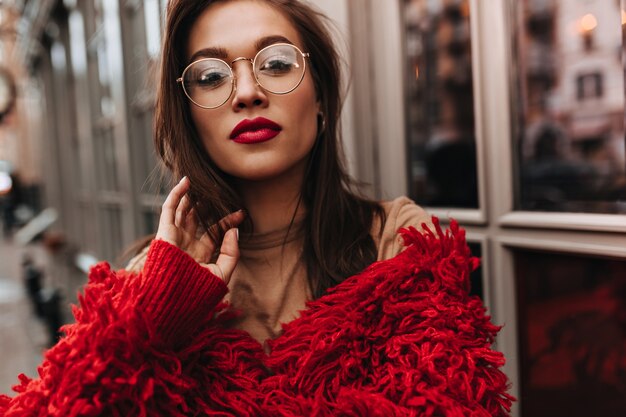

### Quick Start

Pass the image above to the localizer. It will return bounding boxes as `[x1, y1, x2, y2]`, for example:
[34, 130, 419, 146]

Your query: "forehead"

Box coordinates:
[187, 0, 303, 61]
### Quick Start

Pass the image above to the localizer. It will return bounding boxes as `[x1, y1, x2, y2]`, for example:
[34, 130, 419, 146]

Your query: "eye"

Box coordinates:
[184, 60, 231, 90]
[195, 69, 230, 89]
[258, 56, 297, 76]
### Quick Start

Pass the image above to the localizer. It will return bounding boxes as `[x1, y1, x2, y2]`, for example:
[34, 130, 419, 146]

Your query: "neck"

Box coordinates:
[236, 167, 307, 235]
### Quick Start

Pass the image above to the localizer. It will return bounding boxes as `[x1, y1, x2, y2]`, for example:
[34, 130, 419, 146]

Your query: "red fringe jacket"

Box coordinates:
[1, 219, 514, 416]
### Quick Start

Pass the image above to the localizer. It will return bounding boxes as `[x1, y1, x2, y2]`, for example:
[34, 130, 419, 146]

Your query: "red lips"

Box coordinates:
[230, 117, 282, 144]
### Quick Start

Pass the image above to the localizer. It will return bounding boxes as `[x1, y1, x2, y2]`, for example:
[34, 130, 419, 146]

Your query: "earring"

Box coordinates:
[317, 111, 326, 135]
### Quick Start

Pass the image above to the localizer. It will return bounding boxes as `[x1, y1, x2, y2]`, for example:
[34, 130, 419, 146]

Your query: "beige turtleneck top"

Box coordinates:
[126, 196, 431, 345]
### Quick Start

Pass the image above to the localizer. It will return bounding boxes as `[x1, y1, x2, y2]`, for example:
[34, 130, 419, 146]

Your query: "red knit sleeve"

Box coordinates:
[137, 238, 228, 345]
[0, 239, 245, 416]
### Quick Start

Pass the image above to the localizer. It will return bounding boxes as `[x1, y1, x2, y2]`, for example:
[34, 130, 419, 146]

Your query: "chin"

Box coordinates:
[224, 158, 309, 183]
[231, 167, 291, 182]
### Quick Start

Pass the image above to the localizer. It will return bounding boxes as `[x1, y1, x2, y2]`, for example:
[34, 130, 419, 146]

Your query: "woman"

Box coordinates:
[1, 1, 513, 416]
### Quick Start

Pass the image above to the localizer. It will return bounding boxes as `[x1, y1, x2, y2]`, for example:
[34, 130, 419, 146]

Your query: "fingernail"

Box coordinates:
[179, 176, 187, 184]
[235, 228, 239, 241]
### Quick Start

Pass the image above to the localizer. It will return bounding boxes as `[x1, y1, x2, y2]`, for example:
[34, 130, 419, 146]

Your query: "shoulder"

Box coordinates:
[373, 196, 432, 261]
[380, 196, 431, 227]
[125, 244, 151, 273]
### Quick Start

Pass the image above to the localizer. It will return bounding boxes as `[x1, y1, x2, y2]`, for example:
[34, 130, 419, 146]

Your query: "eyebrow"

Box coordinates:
[188, 35, 295, 63]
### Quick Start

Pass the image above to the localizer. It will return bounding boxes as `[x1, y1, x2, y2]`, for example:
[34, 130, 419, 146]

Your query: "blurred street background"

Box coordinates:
[0, 234, 47, 395]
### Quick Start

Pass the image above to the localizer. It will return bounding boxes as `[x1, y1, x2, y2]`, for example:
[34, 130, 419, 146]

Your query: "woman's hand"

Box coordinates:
[155, 176, 244, 283]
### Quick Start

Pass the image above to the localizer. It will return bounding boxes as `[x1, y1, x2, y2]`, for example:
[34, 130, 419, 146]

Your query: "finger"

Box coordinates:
[213, 228, 240, 284]
[186, 207, 199, 236]
[175, 195, 192, 228]
[160, 176, 190, 226]
[197, 209, 245, 252]
[207, 209, 246, 240]
[198, 231, 217, 259]
[207, 264, 224, 281]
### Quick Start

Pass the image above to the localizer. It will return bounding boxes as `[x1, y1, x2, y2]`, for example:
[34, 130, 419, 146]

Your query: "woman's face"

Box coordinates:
[186, 0, 320, 182]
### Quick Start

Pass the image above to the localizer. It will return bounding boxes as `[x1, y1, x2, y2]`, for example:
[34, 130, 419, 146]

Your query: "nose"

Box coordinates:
[230, 59, 269, 111]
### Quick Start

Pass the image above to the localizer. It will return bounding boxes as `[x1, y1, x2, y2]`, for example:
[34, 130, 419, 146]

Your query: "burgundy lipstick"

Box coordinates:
[230, 117, 282, 144]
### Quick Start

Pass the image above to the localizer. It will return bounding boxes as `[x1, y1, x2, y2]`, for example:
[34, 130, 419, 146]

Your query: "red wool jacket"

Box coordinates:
[1, 219, 514, 416]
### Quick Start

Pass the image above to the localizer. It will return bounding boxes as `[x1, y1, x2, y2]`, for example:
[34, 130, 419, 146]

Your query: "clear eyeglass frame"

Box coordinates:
[176, 42, 310, 109]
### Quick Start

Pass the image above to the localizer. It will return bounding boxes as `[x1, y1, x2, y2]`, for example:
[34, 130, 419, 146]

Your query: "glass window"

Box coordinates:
[85, 0, 122, 193]
[576, 72, 603, 101]
[514, 0, 626, 213]
[100, 206, 123, 264]
[160, 0, 168, 25]
[93, 124, 119, 191]
[403, 0, 478, 209]
[143, 0, 161, 59]
[514, 249, 626, 417]
[142, 208, 159, 235]
[78, 203, 92, 252]
[136, 0, 163, 196]
[68, 10, 87, 76]
[50, 41, 67, 72]
[468, 242, 484, 300]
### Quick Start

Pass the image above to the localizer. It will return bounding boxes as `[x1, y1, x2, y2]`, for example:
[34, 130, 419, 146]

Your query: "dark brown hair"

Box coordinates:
[155, 0, 385, 298]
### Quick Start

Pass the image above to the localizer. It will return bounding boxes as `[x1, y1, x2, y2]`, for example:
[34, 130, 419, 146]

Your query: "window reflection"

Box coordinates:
[515, 0, 626, 213]
[68, 10, 87, 76]
[143, 0, 161, 59]
[100, 206, 123, 266]
[468, 242, 484, 299]
[403, 0, 478, 209]
[514, 249, 626, 417]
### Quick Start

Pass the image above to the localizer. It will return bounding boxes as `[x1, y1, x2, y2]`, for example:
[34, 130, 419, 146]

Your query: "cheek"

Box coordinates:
[294, 81, 320, 139]
[190, 107, 211, 138]
[190, 107, 222, 153]
[291, 101, 319, 155]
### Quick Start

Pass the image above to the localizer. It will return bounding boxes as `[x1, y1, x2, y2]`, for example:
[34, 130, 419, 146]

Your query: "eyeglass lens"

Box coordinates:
[182, 44, 306, 109]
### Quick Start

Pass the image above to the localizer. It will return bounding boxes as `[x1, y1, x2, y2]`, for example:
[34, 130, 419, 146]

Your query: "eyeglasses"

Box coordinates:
[177, 43, 310, 109]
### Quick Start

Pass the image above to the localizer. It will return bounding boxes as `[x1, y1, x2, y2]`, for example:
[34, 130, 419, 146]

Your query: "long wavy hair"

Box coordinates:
[155, 0, 385, 298]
